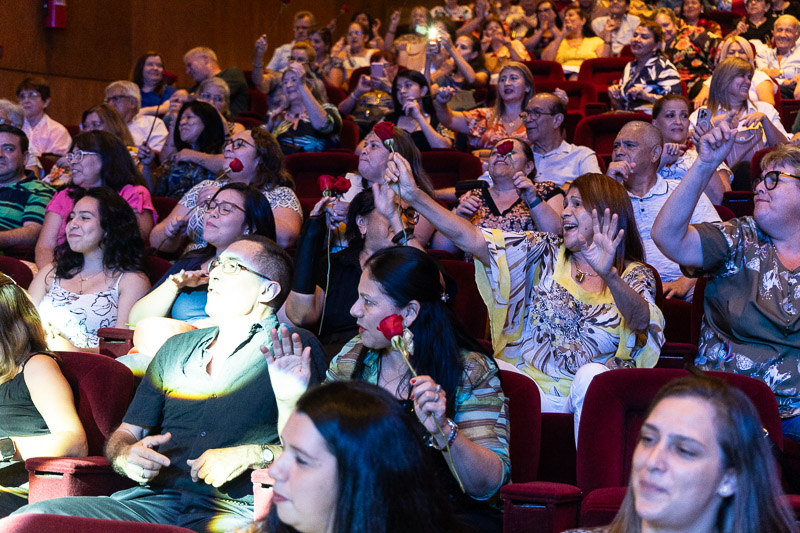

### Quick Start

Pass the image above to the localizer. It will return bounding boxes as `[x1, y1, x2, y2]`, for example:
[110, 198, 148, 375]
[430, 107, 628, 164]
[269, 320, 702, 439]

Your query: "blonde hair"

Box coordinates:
[183, 46, 218, 64]
[0, 275, 49, 385]
[717, 36, 755, 66]
[708, 57, 754, 115]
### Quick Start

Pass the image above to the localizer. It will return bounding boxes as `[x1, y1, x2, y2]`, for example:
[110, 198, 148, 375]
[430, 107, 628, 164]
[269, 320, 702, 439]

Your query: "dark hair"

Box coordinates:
[0, 274, 50, 384]
[174, 100, 226, 154]
[251, 128, 294, 190]
[391, 70, 436, 117]
[0, 124, 29, 154]
[535, 0, 563, 29]
[608, 374, 797, 533]
[131, 52, 166, 95]
[234, 234, 293, 310]
[349, 21, 371, 44]
[212, 183, 276, 241]
[16, 76, 51, 101]
[369, 49, 399, 67]
[567, 173, 644, 273]
[456, 34, 486, 73]
[54, 186, 146, 280]
[70, 131, 146, 191]
[80, 104, 136, 147]
[652, 94, 690, 120]
[351, 11, 378, 40]
[637, 19, 664, 45]
[356, 247, 489, 417]
[310, 27, 333, 52]
[345, 188, 376, 244]
[564, 6, 596, 37]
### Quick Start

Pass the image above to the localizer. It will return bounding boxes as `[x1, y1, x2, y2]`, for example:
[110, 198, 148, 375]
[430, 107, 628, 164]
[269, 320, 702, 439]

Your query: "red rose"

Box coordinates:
[229, 158, 244, 173]
[496, 140, 514, 157]
[373, 122, 395, 143]
[318, 174, 336, 193]
[332, 176, 351, 194]
[377, 314, 404, 340]
[341, 4, 349, 12]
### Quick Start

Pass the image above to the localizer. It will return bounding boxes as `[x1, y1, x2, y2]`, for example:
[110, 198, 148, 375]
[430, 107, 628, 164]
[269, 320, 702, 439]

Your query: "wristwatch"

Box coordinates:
[259, 444, 274, 469]
[0, 437, 16, 461]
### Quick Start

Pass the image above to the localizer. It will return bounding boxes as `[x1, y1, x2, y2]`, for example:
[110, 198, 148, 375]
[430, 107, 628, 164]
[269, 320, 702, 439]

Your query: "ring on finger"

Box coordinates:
[435, 384, 442, 394]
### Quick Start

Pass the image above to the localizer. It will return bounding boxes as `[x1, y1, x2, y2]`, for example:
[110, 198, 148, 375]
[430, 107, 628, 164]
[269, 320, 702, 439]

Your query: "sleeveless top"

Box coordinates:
[0, 353, 56, 438]
[37, 275, 123, 349]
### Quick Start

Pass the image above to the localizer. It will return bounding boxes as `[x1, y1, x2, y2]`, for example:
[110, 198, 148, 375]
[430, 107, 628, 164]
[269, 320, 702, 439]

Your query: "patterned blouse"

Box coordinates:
[618, 53, 681, 114]
[664, 25, 719, 88]
[270, 103, 342, 155]
[154, 160, 217, 200]
[687, 217, 800, 419]
[476, 229, 664, 401]
[179, 177, 302, 251]
[461, 107, 528, 151]
[460, 182, 564, 233]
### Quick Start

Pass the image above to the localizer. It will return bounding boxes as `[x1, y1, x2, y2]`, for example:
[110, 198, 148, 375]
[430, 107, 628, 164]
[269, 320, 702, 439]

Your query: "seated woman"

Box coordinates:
[652, 133, 800, 443]
[480, 17, 531, 74]
[434, 138, 564, 253]
[430, 33, 490, 100]
[352, 11, 385, 50]
[565, 375, 798, 533]
[35, 131, 156, 269]
[541, 6, 608, 79]
[251, 381, 451, 533]
[0, 275, 87, 517]
[78, 104, 135, 146]
[334, 22, 377, 80]
[434, 62, 534, 160]
[196, 77, 245, 139]
[30, 187, 151, 351]
[131, 51, 176, 117]
[652, 95, 731, 204]
[391, 159, 664, 435]
[145, 101, 226, 199]
[268, 246, 510, 532]
[309, 28, 346, 89]
[150, 128, 302, 252]
[689, 57, 789, 189]
[383, 7, 431, 72]
[338, 50, 399, 138]
[679, 0, 722, 37]
[383, 70, 453, 151]
[266, 63, 342, 155]
[694, 36, 777, 109]
[283, 185, 419, 352]
[608, 20, 681, 115]
[729, 0, 777, 45]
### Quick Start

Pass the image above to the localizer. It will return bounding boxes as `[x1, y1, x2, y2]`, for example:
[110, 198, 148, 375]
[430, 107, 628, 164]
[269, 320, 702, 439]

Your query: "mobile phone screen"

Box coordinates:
[370, 63, 385, 79]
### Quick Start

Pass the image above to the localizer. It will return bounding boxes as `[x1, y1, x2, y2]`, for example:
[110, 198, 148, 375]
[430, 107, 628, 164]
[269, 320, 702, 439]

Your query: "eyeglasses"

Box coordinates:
[66, 150, 99, 163]
[521, 109, 556, 120]
[224, 138, 255, 151]
[204, 198, 246, 216]
[400, 206, 420, 226]
[105, 95, 132, 104]
[82, 120, 104, 130]
[348, 30, 364, 36]
[209, 257, 270, 280]
[199, 92, 225, 104]
[752, 170, 800, 191]
[17, 91, 41, 101]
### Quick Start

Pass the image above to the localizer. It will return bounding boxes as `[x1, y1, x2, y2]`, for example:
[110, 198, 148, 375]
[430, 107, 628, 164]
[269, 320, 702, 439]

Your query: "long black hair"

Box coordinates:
[54, 186, 146, 279]
[174, 100, 226, 154]
[391, 70, 436, 118]
[355, 246, 488, 417]
[70, 131, 146, 190]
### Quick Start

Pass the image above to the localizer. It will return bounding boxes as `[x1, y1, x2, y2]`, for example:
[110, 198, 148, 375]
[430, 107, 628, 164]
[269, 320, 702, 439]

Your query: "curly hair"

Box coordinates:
[54, 187, 146, 280]
[174, 100, 226, 154]
[251, 127, 294, 190]
[69, 131, 146, 190]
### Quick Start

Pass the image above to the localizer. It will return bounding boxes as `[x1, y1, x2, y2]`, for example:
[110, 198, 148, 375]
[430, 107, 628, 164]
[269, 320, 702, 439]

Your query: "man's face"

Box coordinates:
[608, 0, 628, 16]
[773, 19, 800, 53]
[612, 124, 659, 178]
[17, 89, 48, 120]
[523, 95, 558, 144]
[185, 54, 211, 83]
[105, 90, 137, 122]
[0, 132, 26, 184]
[294, 16, 312, 42]
[206, 240, 278, 319]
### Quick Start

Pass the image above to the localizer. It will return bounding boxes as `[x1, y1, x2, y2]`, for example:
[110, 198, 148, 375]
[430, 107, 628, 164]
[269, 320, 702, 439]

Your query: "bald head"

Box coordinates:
[612, 121, 663, 183]
[620, 121, 663, 150]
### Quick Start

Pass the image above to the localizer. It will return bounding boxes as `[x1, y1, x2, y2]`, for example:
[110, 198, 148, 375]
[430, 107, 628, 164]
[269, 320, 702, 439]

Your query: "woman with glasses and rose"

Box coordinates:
[150, 128, 302, 252]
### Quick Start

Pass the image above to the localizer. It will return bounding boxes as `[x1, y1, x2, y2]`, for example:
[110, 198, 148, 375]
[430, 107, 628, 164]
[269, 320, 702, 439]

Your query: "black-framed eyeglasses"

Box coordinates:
[521, 109, 555, 120]
[204, 199, 246, 216]
[224, 138, 255, 151]
[752, 170, 800, 191]
[209, 257, 270, 280]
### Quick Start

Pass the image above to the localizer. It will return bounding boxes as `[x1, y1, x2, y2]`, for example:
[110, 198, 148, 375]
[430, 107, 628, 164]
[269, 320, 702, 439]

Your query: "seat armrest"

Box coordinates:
[97, 327, 135, 359]
[501, 482, 581, 533]
[26, 456, 134, 502]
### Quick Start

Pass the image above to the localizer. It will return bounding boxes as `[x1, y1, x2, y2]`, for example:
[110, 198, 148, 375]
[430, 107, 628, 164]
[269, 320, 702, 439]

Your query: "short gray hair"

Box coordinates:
[761, 144, 800, 177]
[198, 77, 231, 115]
[183, 46, 218, 64]
[0, 99, 24, 128]
[105, 80, 141, 111]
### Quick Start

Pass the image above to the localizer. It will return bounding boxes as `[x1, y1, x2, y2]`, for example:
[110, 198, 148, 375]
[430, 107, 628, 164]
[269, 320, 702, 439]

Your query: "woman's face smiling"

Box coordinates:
[653, 99, 689, 144]
[66, 196, 104, 254]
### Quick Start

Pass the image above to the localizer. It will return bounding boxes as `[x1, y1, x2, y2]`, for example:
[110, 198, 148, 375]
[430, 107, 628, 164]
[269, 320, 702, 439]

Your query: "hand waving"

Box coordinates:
[261, 326, 311, 402]
[577, 208, 624, 279]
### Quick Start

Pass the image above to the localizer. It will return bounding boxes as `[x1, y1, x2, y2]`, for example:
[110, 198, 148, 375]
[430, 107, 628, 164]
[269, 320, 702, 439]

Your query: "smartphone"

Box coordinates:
[370, 63, 385, 79]
[429, 39, 441, 53]
[697, 107, 711, 131]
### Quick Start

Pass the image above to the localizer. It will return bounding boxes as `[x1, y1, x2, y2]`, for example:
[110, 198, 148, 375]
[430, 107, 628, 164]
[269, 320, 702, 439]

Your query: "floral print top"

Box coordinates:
[461, 107, 529, 151]
[687, 217, 800, 418]
[664, 25, 720, 87]
[475, 229, 664, 401]
[461, 182, 564, 233]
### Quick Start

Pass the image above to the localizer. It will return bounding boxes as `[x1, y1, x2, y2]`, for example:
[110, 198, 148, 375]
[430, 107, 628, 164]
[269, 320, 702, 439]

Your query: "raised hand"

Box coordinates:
[168, 269, 209, 289]
[255, 34, 268, 58]
[512, 171, 537, 205]
[372, 182, 400, 221]
[384, 152, 419, 201]
[577, 208, 624, 279]
[138, 143, 156, 166]
[695, 115, 736, 166]
[435, 86, 456, 104]
[261, 326, 311, 402]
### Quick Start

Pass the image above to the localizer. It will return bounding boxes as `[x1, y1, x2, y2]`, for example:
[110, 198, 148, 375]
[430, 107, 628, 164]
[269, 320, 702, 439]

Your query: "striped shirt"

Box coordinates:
[0, 175, 54, 231]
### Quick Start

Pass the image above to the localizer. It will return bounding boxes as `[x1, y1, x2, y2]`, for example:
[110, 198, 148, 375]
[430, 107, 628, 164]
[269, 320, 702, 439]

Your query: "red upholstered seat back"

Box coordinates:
[500, 370, 542, 482]
[0, 256, 34, 289]
[420, 150, 483, 190]
[573, 112, 652, 160]
[439, 259, 488, 338]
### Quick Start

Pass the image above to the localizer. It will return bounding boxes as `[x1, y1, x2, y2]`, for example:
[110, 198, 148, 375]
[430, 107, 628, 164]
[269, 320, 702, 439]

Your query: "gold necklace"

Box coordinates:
[572, 259, 598, 283]
[78, 270, 103, 295]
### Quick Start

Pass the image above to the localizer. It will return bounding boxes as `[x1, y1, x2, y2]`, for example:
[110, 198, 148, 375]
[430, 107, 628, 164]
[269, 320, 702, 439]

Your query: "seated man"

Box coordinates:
[524, 93, 600, 187]
[16, 76, 71, 157]
[184, 47, 249, 117]
[652, 124, 800, 443]
[591, 0, 640, 56]
[262, 10, 314, 73]
[606, 121, 720, 300]
[0, 99, 43, 176]
[755, 15, 800, 99]
[0, 125, 54, 249]
[14, 235, 327, 532]
[105, 81, 168, 153]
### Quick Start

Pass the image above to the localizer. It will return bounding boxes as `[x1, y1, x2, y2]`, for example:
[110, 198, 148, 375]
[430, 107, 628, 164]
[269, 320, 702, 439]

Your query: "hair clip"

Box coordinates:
[441, 292, 450, 303]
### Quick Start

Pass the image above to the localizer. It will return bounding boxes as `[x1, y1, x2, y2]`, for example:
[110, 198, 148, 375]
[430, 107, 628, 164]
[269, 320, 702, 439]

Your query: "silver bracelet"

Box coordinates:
[430, 418, 458, 450]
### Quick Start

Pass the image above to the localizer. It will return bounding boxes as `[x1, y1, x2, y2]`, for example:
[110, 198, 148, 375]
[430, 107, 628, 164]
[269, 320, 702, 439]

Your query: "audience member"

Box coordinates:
[384, 7, 430, 73]
[480, 16, 531, 73]
[35, 131, 155, 268]
[148, 101, 226, 199]
[653, 133, 800, 444]
[105, 81, 169, 153]
[196, 77, 246, 138]
[0, 274, 87, 517]
[771, 0, 800, 18]
[561, 0, 608, 22]
[608, 20, 681, 114]
[431, 0, 474, 22]
[308, 28, 346, 88]
[151, 128, 302, 252]
[434, 62, 534, 160]
[524, 92, 601, 186]
[131, 52, 176, 116]
[653, 95, 731, 204]
[495, 0, 525, 27]
[266, 63, 342, 155]
[591, 0, 641, 56]
[254, 41, 316, 113]
[264, 11, 315, 72]
[422, 17, 459, 87]
[334, 22, 377, 79]
[268, 245, 510, 532]
[79, 104, 135, 147]
[730, 0, 777, 45]
[755, 15, 800, 99]
[0, 125, 54, 249]
[351, 11, 385, 50]
[520, 1, 562, 58]
[161, 89, 189, 131]
[0, 99, 42, 177]
[15, 235, 327, 533]
[542, 6, 609, 78]
[606, 121, 720, 300]
[338, 51, 399, 138]
[383, 70, 453, 151]
[389, 159, 664, 438]
[16, 77, 71, 157]
[30, 187, 150, 351]
[184, 46, 248, 117]
[430, 33, 490, 99]
[565, 375, 798, 533]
